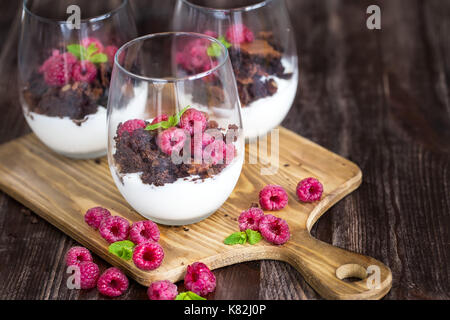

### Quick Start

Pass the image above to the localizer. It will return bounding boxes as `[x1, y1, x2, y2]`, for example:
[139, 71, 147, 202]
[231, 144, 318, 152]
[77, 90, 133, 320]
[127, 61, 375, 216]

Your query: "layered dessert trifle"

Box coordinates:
[21, 37, 119, 158]
[228, 26, 299, 140]
[177, 24, 298, 140]
[110, 107, 244, 225]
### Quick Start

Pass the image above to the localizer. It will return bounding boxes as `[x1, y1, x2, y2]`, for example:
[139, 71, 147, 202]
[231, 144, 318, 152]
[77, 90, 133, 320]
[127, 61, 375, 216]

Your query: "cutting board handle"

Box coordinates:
[285, 231, 392, 300]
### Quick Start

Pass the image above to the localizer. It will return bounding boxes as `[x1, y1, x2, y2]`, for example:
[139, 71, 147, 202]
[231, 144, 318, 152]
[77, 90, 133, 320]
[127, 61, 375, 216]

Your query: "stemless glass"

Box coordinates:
[108, 32, 244, 226]
[173, 0, 299, 140]
[19, 0, 137, 159]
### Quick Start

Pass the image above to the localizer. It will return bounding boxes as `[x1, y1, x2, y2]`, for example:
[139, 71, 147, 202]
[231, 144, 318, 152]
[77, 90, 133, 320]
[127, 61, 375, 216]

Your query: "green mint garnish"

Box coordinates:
[145, 106, 191, 131]
[67, 43, 108, 64]
[246, 229, 262, 245]
[224, 230, 262, 245]
[224, 231, 247, 245]
[207, 36, 231, 57]
[89, 53, 108, 64]
[67, 44, 88, 60]
[218, 36, 232, 49]
[175, 291, 207, 300]
[108, 240, 135, 260]
[207, 43, 222, 57]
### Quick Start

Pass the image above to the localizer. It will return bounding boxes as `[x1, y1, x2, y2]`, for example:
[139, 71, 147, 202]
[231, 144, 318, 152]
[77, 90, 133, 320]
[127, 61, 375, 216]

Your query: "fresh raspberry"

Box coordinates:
[81, 37, 104, 53]
[259, 185, 289, 211]
[104, 45, 118, 63]
[296, 177, 324, 203]
[65, 246, 93, 267]
[203, 140, 225, 165]
[226, 24, 254, 44]
[157, 127, 188, 156]
[84, 207, 111, 230]
[129, 220, 160, 245]
[147, 280, 178, 300]
[203, 30, 218, 38]
[132, 242, 164, 271]
[99, 216, 130, 244]
[97, 267, 129, 297]
[150, 114, 169, 125]
[184, 262, 216, 297]
[118, 119, 146, 137]
[78, 261, 100, 290]
[39, 51, 77, 86]
[180, 108, 207, 136]
[191, 132, 215, 160]
[238, 207, 264, 231]
[259, 214, 290, 245]
[223, 143, 236, 164]
[72, 61, 98, 83]
[177, 40, 210, 73]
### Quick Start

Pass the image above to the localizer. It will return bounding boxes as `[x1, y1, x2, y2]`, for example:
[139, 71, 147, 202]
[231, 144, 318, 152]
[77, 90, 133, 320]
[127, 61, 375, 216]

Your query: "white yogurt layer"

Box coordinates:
[24, 84, 149, 159]
[112, 151, 244, 226]
[24, 107, 108, 159]
[242, 59, 299, 140]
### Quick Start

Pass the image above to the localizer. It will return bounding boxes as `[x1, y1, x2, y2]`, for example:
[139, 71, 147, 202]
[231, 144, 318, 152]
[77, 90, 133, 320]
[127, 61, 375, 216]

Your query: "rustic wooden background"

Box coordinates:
[0, 0, 448, 300]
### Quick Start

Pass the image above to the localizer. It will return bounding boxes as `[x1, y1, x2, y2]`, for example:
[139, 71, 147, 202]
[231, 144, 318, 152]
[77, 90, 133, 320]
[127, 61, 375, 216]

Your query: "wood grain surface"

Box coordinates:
[0, 0, 448, 300]
[0, 128, 392, 300]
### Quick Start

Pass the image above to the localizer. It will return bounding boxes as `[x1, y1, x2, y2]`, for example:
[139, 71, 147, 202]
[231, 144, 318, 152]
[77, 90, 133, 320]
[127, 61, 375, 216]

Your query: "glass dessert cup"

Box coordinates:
[173, 0, 299, 140]
[108, 32, 245, 226]
[18, 0, 137, 159]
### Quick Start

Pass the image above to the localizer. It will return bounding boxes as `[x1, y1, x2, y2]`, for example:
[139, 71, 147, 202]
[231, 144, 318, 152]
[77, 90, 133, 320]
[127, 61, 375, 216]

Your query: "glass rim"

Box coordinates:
[22, 0, 128, 25]
[114, 32, 230, 83]
[180, 0, 271, 13]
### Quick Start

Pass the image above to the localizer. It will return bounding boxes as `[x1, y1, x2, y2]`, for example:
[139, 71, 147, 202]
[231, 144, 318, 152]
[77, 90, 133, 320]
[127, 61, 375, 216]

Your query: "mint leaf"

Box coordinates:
[246, 229, 262, 245]
[218, 36, 232, 49]
[145, 106, 191, 131]
[67, 44, 88, 60]
[89, 53, 108, 64]
[87, 43, 99, 56]
[175, 291, 206, 300]
[170, 105, 190, 127]
[207, 43, 222, 57]
[224, 231, 247, 245]
[108, 240, 135, 260]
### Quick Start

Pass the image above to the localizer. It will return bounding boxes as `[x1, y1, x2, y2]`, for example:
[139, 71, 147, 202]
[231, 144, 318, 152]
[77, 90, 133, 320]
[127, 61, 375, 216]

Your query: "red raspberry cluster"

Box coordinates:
[39, 37, 118, 87]
[65, 246, 129, 297]
[147, 261, 216, 300]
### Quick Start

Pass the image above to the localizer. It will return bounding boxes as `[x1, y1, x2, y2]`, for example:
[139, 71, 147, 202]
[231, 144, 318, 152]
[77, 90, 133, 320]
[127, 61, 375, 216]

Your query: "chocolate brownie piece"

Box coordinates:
[113, 120, 233, 187]
[228, 35, 292, 107]
[23, 61, 112, 122]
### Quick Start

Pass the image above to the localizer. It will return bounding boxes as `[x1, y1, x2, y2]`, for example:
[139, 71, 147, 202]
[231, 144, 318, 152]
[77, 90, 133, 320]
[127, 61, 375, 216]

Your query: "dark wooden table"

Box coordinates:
[0, 0, 448, 300]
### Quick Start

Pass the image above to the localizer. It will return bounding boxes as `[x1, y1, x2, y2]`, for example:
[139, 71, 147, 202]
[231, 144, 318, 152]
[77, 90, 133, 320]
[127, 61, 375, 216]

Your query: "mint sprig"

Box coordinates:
[207, 36, 231, 57]
[224, 229, 262, 246]
[67, 43, 108, 64]
[175, 291, 207, 300]
[145, 106, 191, 131]
[224, 231, 247, 245]
[218, 36, 232, 49]
[246, 229, 262, 245]
[108, 240, 135, 260]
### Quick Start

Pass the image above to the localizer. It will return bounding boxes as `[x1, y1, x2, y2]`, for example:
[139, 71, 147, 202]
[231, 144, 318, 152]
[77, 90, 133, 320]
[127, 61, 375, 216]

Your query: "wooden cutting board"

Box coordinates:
[0, 127, 392, 300]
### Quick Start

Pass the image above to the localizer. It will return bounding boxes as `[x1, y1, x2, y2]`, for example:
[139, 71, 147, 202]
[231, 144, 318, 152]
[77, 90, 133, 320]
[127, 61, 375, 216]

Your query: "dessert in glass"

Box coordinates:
[173, 0, 298, 140]
[107, 32, 244, 226]
[18, 0, 137, 159]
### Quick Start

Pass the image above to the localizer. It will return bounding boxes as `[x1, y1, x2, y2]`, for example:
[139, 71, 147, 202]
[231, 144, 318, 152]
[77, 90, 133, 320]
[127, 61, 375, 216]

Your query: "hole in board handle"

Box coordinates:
[336, 264, 368, 283]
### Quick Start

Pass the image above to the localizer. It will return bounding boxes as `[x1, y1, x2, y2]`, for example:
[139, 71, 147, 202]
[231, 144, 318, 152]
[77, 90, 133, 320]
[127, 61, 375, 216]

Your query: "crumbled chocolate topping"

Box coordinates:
[22, 57, 112, 123]
[113, 120, 237, 187]
[229, 32, 293, 107]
